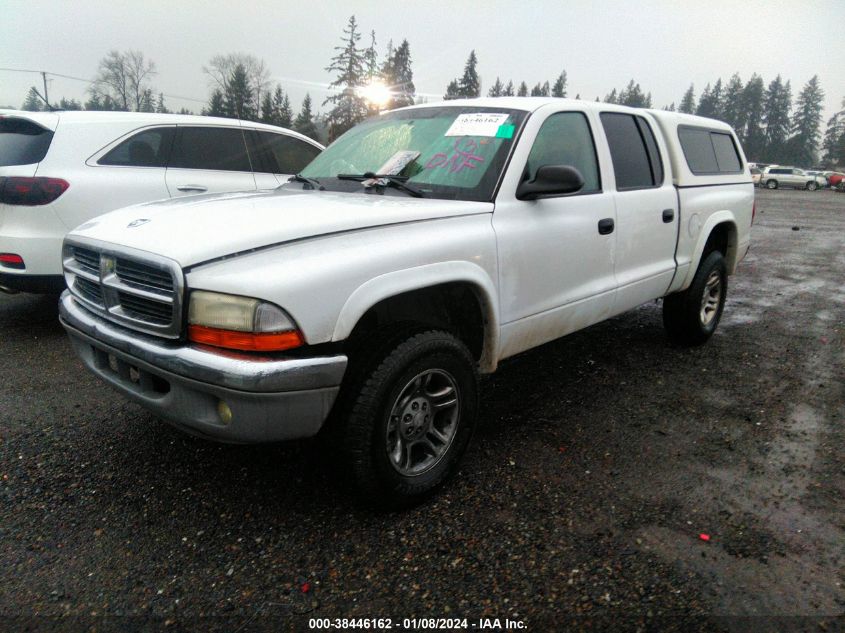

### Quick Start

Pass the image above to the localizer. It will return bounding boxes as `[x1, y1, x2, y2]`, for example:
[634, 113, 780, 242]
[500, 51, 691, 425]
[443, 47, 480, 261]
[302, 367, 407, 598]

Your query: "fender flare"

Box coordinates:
[680, 210, 738, 290]
[332, 261, 500, 372]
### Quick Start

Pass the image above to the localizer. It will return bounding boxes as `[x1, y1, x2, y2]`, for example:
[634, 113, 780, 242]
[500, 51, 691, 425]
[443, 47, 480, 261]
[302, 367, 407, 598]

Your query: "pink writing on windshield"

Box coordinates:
[425, 139, 486, 173]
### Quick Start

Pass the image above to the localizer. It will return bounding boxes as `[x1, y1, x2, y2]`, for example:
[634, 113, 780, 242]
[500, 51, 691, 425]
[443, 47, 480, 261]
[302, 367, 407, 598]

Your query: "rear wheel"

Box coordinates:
[806, 181, 818, 191]
[766, 179, 778, 189]
[663, 251, 727, 346]
[333, 328, 478, 507]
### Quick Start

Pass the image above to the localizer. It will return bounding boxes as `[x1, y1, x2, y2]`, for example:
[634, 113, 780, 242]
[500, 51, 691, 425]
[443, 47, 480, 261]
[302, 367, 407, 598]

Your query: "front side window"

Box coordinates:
[299, 106, 528, 202]
[600, 112, 657, 190]
[251, 131, 321, 174]
[524, 112, 600, 193]
[98, 127, 174, 167]
[169, 127, 251, 172]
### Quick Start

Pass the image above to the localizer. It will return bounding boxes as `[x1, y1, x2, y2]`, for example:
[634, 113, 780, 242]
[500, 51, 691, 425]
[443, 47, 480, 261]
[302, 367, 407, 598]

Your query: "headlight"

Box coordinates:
[187, 290, 304, 352]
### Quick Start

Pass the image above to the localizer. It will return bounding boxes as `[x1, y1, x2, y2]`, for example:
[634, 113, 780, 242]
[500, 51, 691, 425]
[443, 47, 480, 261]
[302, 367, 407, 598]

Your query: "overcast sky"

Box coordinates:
[2, 0, 843, 122]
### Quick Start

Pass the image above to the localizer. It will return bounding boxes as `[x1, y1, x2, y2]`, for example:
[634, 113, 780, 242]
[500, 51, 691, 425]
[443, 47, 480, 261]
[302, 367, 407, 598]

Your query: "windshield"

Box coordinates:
[299, 106, 528, 202]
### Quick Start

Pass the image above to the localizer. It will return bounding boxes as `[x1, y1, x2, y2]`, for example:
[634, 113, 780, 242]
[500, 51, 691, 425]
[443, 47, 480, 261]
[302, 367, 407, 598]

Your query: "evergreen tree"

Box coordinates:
[206, 89, 227, 117]
[619, 80, 648, 107]
[363, 30, 379, 81]
[487, 77, 504, 97]
[696, 83, 715, 117]
[155, 92, 169, 114]
[22, 87, 42, 111]
[138, 89, 155, 113]
[679, 84, 695, 114]
[225, 63, 256, 120]
[57, 97, 82, 111]
[279, 94, 293, 128]
[381, 39, 415, 109]
[293, 93, 319, 141]
[271, 86, 286, 126]
[443, 80, 461, 100]
[721, 74, 745, 130]
[604, 88, 618, 104]
[517, 81, 528, 97]
[709, 78, 724, 119]
[786, 75, 824, 166]
[446, 50, 480, 98]
[664, 102, 676, 111]
[324, 15, 368, 140]
[551, 71, 567, 98]
[742, 74, 766, 161]
[763, 75, 792, 163]
[530, 82, 543, 97]
[821, 101, 845, 168]
[260, 92, 274, 124]
[503, 80, 514, 97]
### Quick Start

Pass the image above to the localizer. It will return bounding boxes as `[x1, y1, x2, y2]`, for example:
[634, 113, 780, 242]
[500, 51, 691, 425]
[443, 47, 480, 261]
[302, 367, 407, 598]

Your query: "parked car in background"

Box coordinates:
[760, 166, 826, 190]
[0, 111, 323, 294]
[825, 172, 845, 188]
[750, 166, 762, 186]
[805, 170, 830, 186]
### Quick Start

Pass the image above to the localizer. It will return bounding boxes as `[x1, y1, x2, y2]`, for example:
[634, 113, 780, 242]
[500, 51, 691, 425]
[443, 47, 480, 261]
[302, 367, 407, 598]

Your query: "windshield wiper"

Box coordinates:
[288, 174, 324, 190]
[337, 172, 425, 198]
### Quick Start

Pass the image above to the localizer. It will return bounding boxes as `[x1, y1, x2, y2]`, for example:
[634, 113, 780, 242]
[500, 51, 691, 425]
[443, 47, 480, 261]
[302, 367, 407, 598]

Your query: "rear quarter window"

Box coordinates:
[678, 126, 743, 175]
[0, 118, 54, 166]
[98, 127, 175, 167]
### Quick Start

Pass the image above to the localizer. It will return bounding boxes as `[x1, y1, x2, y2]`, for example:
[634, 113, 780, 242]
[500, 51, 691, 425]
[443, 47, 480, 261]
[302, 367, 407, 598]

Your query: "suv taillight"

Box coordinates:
[0, 177, 69, 206]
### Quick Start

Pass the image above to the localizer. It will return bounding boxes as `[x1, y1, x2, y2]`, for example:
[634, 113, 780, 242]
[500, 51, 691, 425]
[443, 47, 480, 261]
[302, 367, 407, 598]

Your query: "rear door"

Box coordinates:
[600, 112, 677, 312]
[165, 125, 257, 197]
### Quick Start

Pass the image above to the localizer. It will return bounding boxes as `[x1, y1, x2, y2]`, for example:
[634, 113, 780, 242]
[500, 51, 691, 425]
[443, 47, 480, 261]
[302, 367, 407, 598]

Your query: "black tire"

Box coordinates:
[663, 251, 727, 346]
[806, 181, 818, 191]
[766, 179, 778, 189]
[333, 328, 478, 508]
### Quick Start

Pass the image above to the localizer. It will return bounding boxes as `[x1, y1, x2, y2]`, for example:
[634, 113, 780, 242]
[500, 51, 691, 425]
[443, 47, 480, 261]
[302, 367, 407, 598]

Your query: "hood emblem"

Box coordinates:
[127, 218, 151, 228]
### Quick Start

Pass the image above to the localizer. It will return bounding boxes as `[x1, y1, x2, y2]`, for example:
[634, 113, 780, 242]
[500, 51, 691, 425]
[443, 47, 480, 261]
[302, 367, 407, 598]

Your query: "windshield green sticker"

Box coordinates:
[495, 124, 515, 139]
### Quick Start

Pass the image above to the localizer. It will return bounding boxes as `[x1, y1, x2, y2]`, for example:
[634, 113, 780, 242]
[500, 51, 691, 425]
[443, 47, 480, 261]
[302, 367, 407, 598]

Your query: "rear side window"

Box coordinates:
[0, 118, 53, 166]
[525, 111, 600, 193]
[678, 127, 743, 174]
[600, 113, 659, 190]
[98, 127, 175, 167]
[250, 131, 321, 174]
[169, 127, 252, 172]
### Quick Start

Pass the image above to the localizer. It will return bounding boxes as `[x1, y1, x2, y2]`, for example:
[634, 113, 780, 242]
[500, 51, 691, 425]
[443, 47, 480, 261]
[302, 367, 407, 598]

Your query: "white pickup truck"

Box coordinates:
[59, 98, 753, 505]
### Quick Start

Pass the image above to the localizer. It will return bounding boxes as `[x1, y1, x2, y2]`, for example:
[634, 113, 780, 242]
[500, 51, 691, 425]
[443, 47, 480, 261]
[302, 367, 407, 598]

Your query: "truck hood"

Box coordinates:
[68, 188, 491, 267]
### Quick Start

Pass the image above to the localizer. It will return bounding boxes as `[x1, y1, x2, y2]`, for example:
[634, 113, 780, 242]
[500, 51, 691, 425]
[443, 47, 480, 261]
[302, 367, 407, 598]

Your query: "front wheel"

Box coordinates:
[663, 251, 727, 346]
[766, 179, 778, 189]
[336, 329, 478, 507]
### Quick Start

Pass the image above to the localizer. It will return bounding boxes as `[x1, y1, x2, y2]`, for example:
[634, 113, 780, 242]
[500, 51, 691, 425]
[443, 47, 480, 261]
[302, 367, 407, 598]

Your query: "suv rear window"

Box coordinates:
[678, 127, 743, 175]
[0, 118, 54, 166]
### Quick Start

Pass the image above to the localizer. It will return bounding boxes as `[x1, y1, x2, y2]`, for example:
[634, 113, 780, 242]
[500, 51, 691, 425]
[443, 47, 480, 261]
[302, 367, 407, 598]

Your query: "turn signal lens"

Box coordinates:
[188, 324, 304, 352]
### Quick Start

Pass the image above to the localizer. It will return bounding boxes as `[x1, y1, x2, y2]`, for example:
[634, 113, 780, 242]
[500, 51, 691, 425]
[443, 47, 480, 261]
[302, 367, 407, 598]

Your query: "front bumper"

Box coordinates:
[59, 292, 348, 443]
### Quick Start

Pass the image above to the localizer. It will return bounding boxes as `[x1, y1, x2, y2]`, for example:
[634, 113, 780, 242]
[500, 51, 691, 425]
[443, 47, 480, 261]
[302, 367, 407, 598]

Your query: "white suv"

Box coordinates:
[761, 166, 825, 190]
[0, 111, 323, 293]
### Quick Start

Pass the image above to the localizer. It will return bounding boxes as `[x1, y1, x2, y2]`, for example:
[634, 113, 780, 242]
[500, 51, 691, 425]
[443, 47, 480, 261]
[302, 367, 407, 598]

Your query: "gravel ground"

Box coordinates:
[1, 188, 843, 632]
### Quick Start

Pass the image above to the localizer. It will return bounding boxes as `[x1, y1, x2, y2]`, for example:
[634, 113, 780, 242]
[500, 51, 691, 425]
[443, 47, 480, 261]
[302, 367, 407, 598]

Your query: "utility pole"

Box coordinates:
[41, 71, 50, 110]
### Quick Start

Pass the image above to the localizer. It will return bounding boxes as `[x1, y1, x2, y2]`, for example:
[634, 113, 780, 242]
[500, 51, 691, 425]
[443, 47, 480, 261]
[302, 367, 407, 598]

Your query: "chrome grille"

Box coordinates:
[63, 239, 183, 339]
[115, 258, 174, 295]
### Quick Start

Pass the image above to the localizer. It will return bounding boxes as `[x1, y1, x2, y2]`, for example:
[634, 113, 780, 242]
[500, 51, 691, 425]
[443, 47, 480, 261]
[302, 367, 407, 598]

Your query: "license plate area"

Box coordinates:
[92, 347, 170, 395]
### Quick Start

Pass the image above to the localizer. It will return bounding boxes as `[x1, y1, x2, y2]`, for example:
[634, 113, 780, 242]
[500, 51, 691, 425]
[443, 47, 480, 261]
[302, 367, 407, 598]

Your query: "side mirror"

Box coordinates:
[516, 165, 585, 200]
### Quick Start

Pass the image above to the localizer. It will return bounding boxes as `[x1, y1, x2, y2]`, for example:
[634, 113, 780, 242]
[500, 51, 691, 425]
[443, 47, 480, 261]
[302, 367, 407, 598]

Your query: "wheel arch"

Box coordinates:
[681, 213, 739, 289]
[332, 262, 500, 373]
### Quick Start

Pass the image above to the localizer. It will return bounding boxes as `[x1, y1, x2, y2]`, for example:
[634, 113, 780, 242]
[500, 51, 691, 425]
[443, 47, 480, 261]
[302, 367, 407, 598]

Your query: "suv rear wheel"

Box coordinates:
[806, 181, 818, 191]
[333, 328, 479, 507]
[663, 251, 727, 346]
